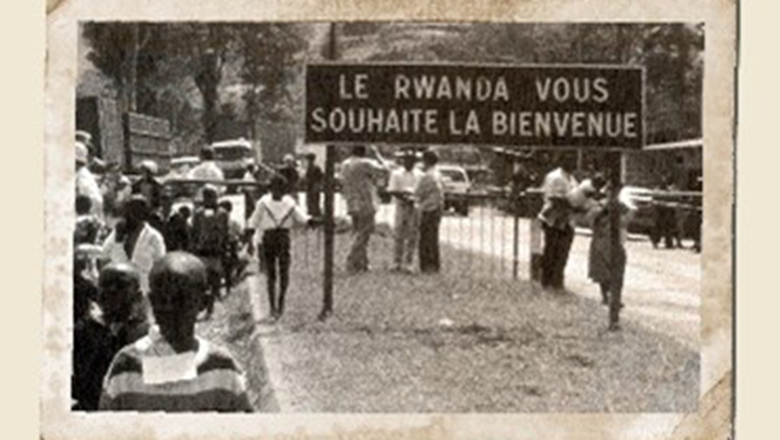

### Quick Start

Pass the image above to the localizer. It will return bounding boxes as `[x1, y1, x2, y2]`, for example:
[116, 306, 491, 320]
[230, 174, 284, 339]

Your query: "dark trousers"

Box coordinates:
[418, 209, 442, 273]
[652, 205, 678, 248]
[262, 229, 291, 316]
[541, 223, 574, 289]
[306, 190, 322, 217]
[347, 212, 376, 273]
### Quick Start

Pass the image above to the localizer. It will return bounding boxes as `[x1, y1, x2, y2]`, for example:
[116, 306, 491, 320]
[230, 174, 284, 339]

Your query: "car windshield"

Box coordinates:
[440, 169, 466, 182]
[214, 146, 251, 161]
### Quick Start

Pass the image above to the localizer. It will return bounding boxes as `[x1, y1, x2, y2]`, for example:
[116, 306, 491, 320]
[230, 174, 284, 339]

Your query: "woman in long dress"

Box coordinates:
[587, 189, 635, 307]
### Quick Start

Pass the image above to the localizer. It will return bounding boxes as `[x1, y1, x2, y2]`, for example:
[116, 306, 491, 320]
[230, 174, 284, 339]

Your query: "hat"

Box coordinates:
[202, 184, 219, 199]
[75, 142, 89, 164]
[75, 130, 92, 145]
[139, 160, 158, 175]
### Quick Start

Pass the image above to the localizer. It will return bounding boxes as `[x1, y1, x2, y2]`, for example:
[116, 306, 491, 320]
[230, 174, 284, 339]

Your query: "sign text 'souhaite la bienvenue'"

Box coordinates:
[304, 64, 644, 150]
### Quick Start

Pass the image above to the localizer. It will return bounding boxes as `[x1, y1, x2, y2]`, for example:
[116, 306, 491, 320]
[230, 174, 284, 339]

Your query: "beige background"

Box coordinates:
[5, 0, 776, 438]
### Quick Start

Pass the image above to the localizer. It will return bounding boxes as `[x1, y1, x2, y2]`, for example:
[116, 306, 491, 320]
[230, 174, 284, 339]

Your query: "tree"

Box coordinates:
[236, 23, 308, 137]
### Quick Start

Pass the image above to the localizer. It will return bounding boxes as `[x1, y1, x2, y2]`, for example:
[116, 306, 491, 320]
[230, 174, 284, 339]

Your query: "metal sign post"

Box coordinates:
[318, 24, 338, 321]
[607, 151, 624, 330]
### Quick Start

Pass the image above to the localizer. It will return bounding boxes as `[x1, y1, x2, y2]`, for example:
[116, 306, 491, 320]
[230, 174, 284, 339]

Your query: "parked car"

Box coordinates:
[438, 164, 472, 216]
[211, 138, 257, 179]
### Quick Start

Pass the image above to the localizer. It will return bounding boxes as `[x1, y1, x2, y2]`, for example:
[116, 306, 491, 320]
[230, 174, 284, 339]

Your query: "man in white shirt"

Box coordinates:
[188, 146, 225, 201]
[75, 141, 104, 218]
[246, 175, 317, 320]
[538, 160, 578, 291]
[386, 150, 423, 272]
[101, 195, 167, 296]
[188, 146, 225, 181]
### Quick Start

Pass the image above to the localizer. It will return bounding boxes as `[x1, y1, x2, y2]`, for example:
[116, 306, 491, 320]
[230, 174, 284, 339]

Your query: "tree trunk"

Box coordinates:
[196, 51, 221, 144]
[119, 23, 139, 115]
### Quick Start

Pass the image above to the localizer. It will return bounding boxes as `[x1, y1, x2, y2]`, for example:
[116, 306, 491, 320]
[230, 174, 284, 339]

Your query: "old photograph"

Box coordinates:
[69, 21, 704, 414]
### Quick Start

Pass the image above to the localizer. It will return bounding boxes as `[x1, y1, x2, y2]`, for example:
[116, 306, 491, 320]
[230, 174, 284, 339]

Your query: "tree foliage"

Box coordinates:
[80, 22, 703, 157]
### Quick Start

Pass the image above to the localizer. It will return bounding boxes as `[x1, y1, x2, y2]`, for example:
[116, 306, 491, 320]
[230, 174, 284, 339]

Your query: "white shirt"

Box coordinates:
[188, 161, 224, 181]
[387, 167, 423, 201]
[76, 166, 104, 217]
[538, 167, 578, 228]
[188, 161, 225, 199]
[101, 222, 166, 295]
[248, 194, 309, 242]
[542, 168, 578, 199]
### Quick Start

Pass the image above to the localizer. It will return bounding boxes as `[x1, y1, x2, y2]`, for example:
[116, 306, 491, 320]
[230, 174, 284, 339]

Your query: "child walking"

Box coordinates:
[246, 175, 318, 320]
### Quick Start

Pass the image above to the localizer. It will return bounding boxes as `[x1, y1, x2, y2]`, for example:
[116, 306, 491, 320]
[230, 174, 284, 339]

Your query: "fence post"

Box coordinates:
[512, 190, 521, 280]
[529, 215, 543, 285]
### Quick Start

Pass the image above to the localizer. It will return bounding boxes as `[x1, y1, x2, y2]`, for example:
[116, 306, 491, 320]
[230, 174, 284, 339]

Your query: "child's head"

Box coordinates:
[178, 205, 192, 220]
[200, 146, 215, 161]
[422, 150, 438, 169]
[98, 263, 143, 324]
[148, 252, 207, 348]
[219, 200, 233, 213]
[400, 150, 416, 171]
[202, 185, 219, 208]
[591, 173, 607, 191]
[269, 174, 288, 199]
[123, 195, 150, 228]
[75, 195, 92, 216]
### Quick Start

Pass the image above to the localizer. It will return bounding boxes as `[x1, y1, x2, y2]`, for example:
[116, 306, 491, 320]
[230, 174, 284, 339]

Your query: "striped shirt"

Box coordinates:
[99, 333, 253, 412]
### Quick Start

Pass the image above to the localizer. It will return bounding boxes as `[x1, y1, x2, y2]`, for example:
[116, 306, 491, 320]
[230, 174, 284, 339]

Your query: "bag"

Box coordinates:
[192, 207, 229, 255]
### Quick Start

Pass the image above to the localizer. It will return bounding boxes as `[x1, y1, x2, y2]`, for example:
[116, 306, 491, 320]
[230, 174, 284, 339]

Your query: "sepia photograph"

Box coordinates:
[71, 21, 703, 413]
[41, 1, 737, 438]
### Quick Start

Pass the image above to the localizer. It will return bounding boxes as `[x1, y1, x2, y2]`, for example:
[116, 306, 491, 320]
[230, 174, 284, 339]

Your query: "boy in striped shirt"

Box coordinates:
[99, 252, 253, 412]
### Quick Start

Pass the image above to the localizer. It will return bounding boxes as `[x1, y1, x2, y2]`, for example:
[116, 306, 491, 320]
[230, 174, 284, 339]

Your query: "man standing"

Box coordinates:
[132, 160, 163, 212]
[538, 159, 578, 291]
[302, 153, 324, 217]
[415, 150, 444, 274]
[190, 185, 230, 319]
[278, 154, 300, 197]
[72, 263, 149, 410]
[100, 195, 167, 296]
[76, 141, 104, 218]
[189, 146, 225, 182]
[387, 150, 422, 272]
[340, 145, 389, 274]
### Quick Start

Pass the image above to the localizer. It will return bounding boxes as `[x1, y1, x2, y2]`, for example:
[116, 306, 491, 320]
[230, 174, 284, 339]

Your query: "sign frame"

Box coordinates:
[303, 61, 646, 152]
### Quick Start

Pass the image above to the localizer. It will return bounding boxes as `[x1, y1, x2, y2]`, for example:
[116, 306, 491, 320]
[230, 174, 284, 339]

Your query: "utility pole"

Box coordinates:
[319, 23, 338, 321]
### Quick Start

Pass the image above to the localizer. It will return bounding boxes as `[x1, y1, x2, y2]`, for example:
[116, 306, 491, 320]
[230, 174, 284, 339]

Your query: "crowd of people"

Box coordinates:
[536, 158, 637, 330]
[71, 129, 699, 408]
[71, 136, 328, 412]
[340, 145, 445, 276]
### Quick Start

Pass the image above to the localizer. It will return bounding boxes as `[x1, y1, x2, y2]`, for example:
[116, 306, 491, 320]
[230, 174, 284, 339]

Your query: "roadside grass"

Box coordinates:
[236, 227, 699, 412]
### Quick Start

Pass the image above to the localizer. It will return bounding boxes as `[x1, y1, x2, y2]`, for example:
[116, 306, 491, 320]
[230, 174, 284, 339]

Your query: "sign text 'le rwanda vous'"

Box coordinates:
[305, 64, 644, 150]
